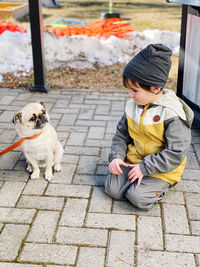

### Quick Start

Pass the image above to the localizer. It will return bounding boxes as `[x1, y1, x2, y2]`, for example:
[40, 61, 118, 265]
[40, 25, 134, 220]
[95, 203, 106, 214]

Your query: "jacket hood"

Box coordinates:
[153, 89, 194, 127]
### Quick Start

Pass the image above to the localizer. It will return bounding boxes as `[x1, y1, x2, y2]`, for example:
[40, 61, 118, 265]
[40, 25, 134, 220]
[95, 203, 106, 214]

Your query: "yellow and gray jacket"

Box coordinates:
[109, 89, 194, 185]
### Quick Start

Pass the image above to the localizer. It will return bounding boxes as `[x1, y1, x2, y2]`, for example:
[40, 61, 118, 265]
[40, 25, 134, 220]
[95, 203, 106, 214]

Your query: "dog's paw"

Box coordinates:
[26, 164, 33, 173]
[30, 171, 39, 180]
[54, 163, 61, 172]
[45, 172, 53, 182]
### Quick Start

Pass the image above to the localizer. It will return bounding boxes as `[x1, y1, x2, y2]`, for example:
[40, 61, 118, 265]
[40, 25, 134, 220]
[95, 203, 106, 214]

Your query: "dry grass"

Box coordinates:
[0, 0, 182, 91]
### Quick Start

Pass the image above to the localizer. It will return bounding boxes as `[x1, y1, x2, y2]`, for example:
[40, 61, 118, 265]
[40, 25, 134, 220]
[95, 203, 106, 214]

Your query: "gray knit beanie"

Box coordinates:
[123, 43, 172, 88]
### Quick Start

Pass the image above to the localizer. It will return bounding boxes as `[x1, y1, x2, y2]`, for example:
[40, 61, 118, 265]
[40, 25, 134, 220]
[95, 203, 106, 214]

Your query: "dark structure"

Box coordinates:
[29, 0, 50, 93]
[167, 0, 200, 125]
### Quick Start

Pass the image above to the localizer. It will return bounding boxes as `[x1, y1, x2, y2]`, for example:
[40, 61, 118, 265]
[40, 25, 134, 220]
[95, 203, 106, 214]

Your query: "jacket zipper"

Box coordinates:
[140, 103, 150, 156]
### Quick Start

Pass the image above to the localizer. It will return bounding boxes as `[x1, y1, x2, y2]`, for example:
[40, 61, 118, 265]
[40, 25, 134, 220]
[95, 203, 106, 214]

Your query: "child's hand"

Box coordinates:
[109, 158, 129, 175]
[128, 163, 144, 187]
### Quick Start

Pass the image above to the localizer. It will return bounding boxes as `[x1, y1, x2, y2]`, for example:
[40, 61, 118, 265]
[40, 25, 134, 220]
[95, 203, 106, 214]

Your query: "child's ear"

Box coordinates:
[151, 87, 162, 95]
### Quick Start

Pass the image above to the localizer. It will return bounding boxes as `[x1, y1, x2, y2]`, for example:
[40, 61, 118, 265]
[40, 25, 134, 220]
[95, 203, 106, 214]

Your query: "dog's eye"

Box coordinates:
[42, 109, 46, 115]
[29, 114, 37, 122]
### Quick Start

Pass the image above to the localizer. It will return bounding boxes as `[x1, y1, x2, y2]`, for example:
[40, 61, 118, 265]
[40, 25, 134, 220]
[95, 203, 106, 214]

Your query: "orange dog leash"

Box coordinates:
[0, 132, 43, 156]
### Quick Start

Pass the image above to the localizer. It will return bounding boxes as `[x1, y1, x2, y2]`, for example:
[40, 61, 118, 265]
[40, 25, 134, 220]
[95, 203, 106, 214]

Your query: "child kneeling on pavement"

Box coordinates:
[104, 43, 194, 211]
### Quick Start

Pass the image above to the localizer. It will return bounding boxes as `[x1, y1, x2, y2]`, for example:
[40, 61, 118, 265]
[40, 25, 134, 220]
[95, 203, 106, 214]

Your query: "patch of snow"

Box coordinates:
[0, 28, 180, 76]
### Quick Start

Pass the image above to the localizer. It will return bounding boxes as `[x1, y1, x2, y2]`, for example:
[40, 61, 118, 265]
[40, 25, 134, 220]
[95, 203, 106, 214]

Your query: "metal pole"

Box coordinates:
[177, 4, 188, 98]
[28, 0, 50, 93]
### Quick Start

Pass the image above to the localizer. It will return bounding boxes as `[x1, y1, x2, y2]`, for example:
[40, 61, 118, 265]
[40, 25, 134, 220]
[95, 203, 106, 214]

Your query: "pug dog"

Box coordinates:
[13, 102, 63, 181]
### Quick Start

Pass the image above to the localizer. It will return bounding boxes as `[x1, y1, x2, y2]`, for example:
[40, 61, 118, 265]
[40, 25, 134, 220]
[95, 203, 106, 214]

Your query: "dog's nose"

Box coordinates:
[36, 115, 48, 128]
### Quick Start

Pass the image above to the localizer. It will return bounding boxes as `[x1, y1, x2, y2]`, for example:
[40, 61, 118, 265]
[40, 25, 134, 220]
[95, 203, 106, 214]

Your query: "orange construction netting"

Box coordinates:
[45, 18, 133, 38]
[0, 20, 27, 35]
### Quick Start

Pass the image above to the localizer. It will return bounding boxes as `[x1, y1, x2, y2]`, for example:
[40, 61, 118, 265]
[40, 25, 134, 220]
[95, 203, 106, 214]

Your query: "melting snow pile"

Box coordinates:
[0, 28, 180, 81]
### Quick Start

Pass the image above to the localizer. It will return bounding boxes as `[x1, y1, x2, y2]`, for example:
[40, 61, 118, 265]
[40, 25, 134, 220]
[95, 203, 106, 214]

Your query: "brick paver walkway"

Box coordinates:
[0, 88, 200, 267]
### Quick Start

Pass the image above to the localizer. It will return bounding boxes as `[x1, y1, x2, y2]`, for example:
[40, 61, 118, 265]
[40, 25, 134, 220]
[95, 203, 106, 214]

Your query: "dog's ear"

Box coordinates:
[13, 112, 22, 124]
[39, 102, 45, 108]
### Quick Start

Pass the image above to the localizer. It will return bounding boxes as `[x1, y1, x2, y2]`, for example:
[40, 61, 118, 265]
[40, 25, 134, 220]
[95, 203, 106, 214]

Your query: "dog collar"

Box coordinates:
[0, 131, 43, 157]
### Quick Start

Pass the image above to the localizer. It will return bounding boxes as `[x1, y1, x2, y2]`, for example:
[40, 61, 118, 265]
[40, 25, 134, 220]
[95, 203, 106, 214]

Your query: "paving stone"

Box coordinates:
[19, 243, 77, 265]
[94, 115, 120, 121]
[78, 109, 94, 120]
[56, 227, 107, 246]
[13, 159, 27, 171]
[59, 198, 88, 226]
[85, 92, 99, 100]
[17, 195, 64, 210]
[112, 200, 161, 216]
[107, 230, 135, 267]
[86, 213, 135, 230]
[170, 180, 200, 193]
[23, 179, 48, 195]
[0, 122, 16, 130]
[110, 111, 125, 117]
[51, 164, 76, 184]
[185, 152, 199, 169]
[98, 147, 110, 164]
[138, 216, 163, 250]
[185, 193, 200, 206]
[163, 204, 190, 234]
[89, 187, 112, 213]
[77, 247, 105, 267]
[57, 125, 88, 133]
[69, 103, 95, 109]
[67, 132, 86, 146]
[27, 211, 59, 242]
[52, 108, 79, 114]
[0, 130, 16, 143]
[65, 146, 99, 156]
[54, 99, 70, 108]
[73, 174, 105, 186]
[105, 133, 114, 141]
[50, 113, 62, 120]
[76, 120, 106, 127]
[95, 104, 110, 115]
[192, 137, 200, 144]
[161, 190, 185, 204]
[190, 221, 200, 235]
[62, 154, 79, 164]
[96, 165, 109, 175]
[165, 234, 200, 253]
[137, 251, 196, 267]
[0, 170, 28, 182]
[0, 263, 43, 267]
[60, 114, 77, 125]
[0, 224, 29, 261]
[0, 111, 14, 122]
[0, 151, 21, 170]
[0, 181, 25, 207]
[84, 99, 110, 105]
[196, 255, 200, 266]
[0, 207, 35, 224]
[111, 101, 125, 111]
[85, 139, 111, 148]
[88, 127, 105, 139]
[0, 96, 15, 105]
[71, 95, 85, 104]
[191, 128, 200, 137]
[187, 205, 200, 220]
[46, 184, 91, 198]
[76, 156, 97, 175]
[182, 169, 200, 180]
[107, 121, 119, 134]
[194, 143, 200, 161]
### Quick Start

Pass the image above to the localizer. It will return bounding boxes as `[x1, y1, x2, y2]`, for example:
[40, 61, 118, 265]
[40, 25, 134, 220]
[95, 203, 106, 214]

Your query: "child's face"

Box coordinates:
[125, 79, 161, 105]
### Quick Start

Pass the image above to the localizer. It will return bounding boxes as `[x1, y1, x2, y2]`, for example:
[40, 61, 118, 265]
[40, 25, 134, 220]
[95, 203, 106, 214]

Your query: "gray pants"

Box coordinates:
[104, 166, 170, 211]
